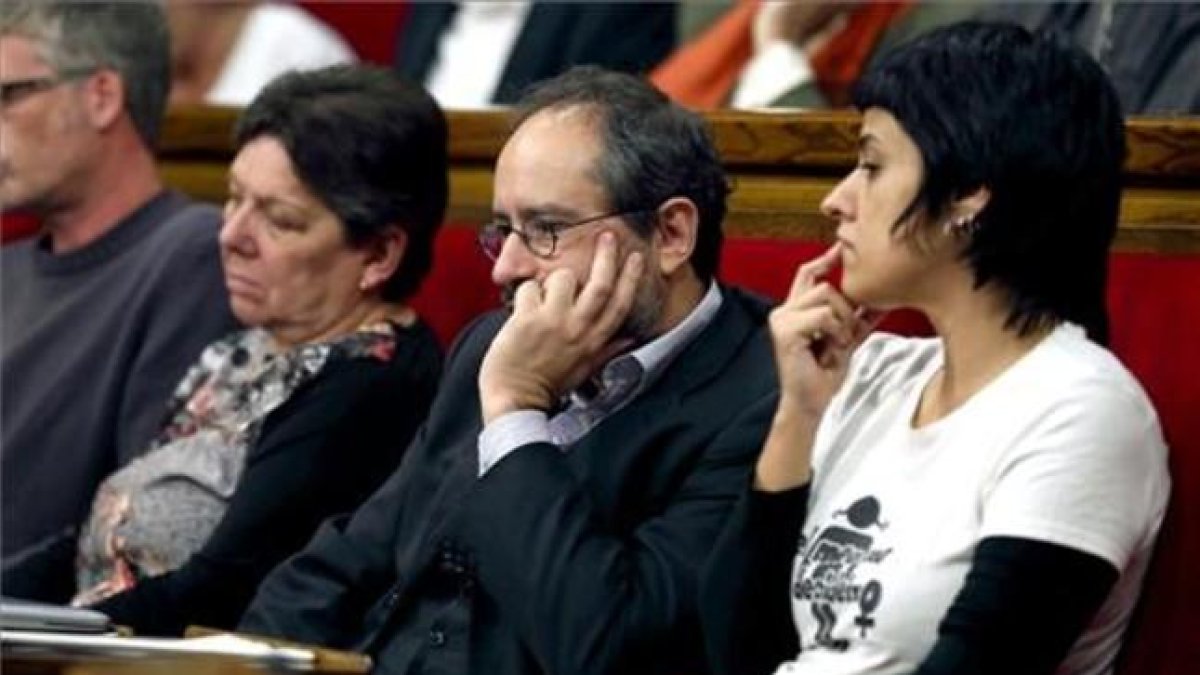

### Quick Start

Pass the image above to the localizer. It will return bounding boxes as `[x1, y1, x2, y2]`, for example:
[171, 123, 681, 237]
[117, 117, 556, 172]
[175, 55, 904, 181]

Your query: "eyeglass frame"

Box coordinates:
[0, 67, 98, 108]
[477, 206, 658, 261]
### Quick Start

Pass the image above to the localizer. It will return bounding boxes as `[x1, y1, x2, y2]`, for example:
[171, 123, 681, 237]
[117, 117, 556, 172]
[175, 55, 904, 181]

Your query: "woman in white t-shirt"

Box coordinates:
[700, 21, 1170, 675]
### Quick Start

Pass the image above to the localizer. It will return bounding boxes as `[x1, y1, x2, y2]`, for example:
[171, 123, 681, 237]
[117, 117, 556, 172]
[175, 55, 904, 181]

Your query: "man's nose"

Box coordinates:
[490, 232, 538, 287]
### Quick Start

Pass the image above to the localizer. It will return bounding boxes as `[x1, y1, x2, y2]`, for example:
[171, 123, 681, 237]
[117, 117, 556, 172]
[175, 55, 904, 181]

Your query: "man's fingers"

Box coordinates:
[541, 267, 579, 312]
[512, 278, 542, 314]
[574, 232, 620, 324]
[593, 249, 644, 338]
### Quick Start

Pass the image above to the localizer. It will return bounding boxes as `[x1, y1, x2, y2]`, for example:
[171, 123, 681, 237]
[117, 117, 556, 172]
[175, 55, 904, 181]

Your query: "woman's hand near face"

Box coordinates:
[772, 244, 877, 414]
[756, 244, 880, 491]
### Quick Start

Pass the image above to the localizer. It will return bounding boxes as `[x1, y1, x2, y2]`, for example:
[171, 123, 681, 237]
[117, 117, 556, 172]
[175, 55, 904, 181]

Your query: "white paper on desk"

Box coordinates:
[0, 630, 315, 666]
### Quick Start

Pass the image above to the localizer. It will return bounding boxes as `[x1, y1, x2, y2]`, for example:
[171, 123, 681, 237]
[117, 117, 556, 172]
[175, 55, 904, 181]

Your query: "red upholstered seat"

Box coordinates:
[1107, 253, 1200, 675]
[719, 237, 934, 337]
[294, 1, 407, 65]
[409, 226, 499, 349]
[1, 212, 40, 245]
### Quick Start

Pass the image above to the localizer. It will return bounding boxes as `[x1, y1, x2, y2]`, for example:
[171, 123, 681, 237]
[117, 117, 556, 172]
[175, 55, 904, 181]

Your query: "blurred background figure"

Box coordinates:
[653, 0, 976, 109]
[394, 1, 675, 108]
[1, 0, 236, 602]
[655, 0, 1199, 115]
[986, 0, 1200, 114]
[167, 0, 355, 106]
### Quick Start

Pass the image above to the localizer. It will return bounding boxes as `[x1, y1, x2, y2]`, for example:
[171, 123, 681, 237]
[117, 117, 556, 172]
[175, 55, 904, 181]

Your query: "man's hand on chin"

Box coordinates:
[478, 233, 645, 424]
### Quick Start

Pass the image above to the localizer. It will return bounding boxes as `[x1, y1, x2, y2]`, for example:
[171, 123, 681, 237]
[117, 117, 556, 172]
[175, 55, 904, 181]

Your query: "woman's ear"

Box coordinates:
[951, 185, 992, 222]
[940, 185, 992, 239]
[653, 197, 699, 277]
[359, 227, 408, 293]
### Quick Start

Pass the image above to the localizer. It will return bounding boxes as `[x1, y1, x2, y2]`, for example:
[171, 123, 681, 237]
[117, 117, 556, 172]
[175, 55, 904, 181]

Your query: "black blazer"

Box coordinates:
[395, 2, 676, 103]
[241, 286, 779, 675]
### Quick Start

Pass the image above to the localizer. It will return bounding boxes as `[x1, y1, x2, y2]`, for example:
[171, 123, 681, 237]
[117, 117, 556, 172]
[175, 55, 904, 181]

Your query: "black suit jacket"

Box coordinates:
[395, 2, 676, 103]
[241, 286, 779, 675]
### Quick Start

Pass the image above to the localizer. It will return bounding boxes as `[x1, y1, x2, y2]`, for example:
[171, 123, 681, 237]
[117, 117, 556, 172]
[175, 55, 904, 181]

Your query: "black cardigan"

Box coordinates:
[91, 320, 443, 636]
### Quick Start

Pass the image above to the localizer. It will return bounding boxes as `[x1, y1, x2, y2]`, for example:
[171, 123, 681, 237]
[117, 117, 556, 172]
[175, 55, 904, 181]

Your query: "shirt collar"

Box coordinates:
[586, 281, 723, 402]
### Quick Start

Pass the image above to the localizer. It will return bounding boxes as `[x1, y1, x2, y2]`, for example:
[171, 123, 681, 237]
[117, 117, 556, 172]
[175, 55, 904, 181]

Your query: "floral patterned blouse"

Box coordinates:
[72, 322, 398, 606]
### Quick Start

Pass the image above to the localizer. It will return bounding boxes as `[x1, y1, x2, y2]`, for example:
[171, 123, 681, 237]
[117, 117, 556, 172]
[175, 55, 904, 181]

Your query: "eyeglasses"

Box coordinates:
[477, 208, 655, 261]
[0, 68, 96, 108]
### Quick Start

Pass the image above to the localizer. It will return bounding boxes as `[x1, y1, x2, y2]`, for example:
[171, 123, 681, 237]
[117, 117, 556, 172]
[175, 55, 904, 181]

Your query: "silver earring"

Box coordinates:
[944, 214, 979, 237]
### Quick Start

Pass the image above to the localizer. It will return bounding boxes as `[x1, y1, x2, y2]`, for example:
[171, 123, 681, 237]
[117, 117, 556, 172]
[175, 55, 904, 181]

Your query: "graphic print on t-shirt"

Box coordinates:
[793, 496, 892, 651]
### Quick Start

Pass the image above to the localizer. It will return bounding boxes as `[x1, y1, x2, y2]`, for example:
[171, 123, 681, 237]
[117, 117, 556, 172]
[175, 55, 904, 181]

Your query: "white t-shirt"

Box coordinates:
[778, 324, 1169, 675]
[207, 3, 356, 106]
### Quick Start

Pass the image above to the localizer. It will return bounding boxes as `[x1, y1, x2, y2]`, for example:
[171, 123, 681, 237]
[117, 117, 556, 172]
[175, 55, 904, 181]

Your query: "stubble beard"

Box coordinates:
[499, 272, 665, 345]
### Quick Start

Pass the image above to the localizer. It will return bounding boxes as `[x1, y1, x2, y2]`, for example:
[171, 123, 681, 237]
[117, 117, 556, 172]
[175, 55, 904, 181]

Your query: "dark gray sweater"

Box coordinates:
[1, 191, 238, 600]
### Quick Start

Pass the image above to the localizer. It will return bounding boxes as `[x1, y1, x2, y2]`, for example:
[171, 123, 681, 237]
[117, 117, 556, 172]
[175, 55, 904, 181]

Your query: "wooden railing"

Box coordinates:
[159, 106, 1200, 254]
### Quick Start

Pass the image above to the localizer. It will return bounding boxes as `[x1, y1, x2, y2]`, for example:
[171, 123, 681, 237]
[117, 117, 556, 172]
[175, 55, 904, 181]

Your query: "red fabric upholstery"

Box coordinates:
[718, 237, 933, 336]
[1107, 254, 1200, 675]
[409, 226, 499, 348]
[294, 0, 408, 65]
[1, 212, 40, 245]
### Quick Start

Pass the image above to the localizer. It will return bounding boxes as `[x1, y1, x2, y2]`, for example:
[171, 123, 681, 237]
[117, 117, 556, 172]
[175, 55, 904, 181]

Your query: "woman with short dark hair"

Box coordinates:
[701, 22, 1169, 675]
[64, 65, 447, 636]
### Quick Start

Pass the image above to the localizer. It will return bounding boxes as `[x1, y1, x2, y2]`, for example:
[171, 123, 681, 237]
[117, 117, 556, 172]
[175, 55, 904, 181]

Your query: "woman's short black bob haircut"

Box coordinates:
[235, 65, 449, 303]
[853, 21, 1125, 345]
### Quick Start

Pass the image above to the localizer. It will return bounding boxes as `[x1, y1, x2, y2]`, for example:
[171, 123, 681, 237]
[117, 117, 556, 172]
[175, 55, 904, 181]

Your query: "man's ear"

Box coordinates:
[359, 226, 408, 294]
[82, 69, 125, 132]
[652, 197, 698, 277]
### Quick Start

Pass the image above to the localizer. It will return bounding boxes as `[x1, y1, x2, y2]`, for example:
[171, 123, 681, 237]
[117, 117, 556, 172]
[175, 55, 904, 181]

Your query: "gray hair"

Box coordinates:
[1, 0, 170, 148]
[513, 66, 730, 283]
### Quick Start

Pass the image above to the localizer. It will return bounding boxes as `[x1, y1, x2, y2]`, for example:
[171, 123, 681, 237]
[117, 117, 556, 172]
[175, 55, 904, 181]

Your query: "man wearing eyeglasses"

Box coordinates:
[241, 66, 779, 674]
[1, 1, 235, 601]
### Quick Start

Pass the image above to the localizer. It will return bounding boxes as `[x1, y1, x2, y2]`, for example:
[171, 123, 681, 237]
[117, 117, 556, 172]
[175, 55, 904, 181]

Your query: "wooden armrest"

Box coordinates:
[184, 626, 371, 674]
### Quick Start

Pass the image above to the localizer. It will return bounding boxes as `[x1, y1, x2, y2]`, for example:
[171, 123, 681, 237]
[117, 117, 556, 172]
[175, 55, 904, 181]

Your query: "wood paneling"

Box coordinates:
[159, 107, 1200, 253]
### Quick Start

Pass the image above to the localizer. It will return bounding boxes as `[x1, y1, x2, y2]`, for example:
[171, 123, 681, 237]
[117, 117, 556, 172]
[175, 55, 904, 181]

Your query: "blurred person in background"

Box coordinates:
[167, 0, 355, 106]
[653, 0, 978, 110]
[657, 0, 1198, 114]
[395, 1, 675, 108]
[1, 0, 236, 601]
[988, 0, 1200, 114]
